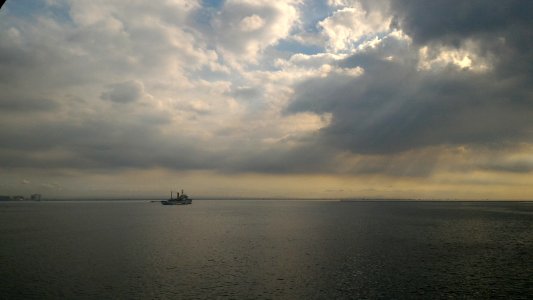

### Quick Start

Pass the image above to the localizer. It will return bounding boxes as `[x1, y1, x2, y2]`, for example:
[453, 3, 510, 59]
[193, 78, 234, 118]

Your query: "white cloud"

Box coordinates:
[239, 14, 266, 32]
[210, 0, 299, 63]
[319, 2, 391, 53]
[418, 42, 493, 73]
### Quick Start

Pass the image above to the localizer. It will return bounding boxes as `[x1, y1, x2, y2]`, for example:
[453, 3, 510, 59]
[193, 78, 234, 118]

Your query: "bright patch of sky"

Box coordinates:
[3, 0, 72, 23]
[297, 0, 334, 33]
[275, 39, 324, 56]
[202, 0, 225, 9]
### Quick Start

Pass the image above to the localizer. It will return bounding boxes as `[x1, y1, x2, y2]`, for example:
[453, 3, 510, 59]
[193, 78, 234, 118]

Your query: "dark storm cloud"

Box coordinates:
[0, 116, 213, 170]
[481, 161, 533, 174]
[0, 95, 58, 112]
[101, 81, 144, 104]
[289, 58, 531, 154]
[390, 0, 533, 76]
[0, 104, 337, 174]
[219, 141, 337, 174]
[287, 1, 533, 155]
[389, 0, 533, 45]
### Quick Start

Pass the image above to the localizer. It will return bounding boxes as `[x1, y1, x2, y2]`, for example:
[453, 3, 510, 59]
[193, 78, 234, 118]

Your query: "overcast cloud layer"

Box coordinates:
[1, 0, 532, 198]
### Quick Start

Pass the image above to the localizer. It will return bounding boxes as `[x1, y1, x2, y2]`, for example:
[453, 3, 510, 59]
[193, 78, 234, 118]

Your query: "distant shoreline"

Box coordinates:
[1, 198, 532, 202]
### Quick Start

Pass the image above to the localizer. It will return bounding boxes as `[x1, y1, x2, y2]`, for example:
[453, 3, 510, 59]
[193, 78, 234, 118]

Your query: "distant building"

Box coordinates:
[30, 194, 42, 201]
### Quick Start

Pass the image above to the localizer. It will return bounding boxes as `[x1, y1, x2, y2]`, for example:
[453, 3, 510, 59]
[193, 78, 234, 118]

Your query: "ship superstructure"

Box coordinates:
[161, 189, 192, 205]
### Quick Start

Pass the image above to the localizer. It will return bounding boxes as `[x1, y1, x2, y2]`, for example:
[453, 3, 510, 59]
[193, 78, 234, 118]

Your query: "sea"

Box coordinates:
[1, 200, 532, 299]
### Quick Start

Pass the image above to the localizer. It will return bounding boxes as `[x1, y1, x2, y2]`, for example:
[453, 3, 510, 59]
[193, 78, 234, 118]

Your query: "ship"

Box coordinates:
[161, 189, 192, 205]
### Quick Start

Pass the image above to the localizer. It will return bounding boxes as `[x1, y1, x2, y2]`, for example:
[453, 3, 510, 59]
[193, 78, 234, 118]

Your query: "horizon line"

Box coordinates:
[3, 197, 532, 202]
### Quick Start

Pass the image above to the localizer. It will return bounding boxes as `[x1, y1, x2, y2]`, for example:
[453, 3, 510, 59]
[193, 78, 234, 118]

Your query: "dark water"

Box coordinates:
[1, 200, 532, 299]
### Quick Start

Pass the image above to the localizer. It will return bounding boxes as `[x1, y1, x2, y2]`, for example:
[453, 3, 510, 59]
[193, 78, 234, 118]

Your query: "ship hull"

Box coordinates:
[161, 200, 192, 205]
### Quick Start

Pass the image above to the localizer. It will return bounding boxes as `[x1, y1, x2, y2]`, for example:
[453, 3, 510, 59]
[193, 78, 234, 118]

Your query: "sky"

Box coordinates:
[0, 0, 532, 200]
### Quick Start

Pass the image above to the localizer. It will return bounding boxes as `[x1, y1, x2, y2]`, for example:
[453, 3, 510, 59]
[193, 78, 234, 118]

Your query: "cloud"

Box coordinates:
[101, 80, 145, 104]
[319, 3, 390, 52]
[209, 0, 299, 63]
[0, 95, 58, 112]
[389, 0, 533, 45]
[389, 0, 533, 84]
[286, 0, 533, 157]
[1, 0, 532, 199]
[417, 42, 492, 73]
[239, 14, 265, 32]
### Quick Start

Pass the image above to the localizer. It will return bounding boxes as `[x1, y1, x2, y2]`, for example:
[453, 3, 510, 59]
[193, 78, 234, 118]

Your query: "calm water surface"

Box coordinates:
[1, 200, 532, 299]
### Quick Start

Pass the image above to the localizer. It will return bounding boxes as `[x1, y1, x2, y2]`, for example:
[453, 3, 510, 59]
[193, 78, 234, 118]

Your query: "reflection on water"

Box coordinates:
[1, 200, 532, 298]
